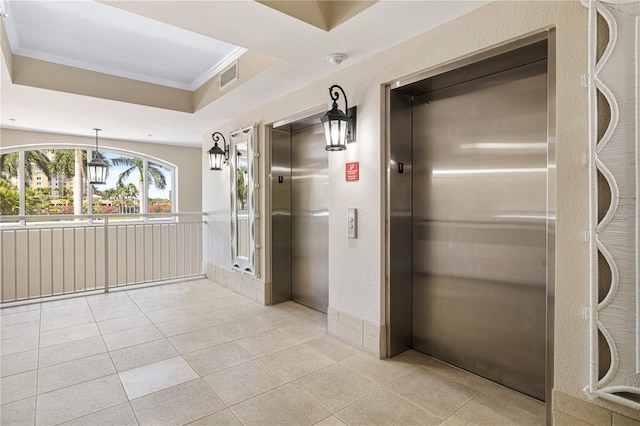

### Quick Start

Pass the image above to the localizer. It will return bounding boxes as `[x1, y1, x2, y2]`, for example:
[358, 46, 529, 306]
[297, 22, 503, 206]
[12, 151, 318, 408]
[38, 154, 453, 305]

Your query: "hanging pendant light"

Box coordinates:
[208, 132, 229, 171]
[88, 128, 108, 185]
[321, 84, 357, 151]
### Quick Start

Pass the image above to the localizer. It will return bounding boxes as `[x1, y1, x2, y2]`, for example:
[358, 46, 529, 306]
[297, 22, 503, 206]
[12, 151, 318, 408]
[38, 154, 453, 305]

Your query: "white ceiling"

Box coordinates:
[0, 1, 488, 148]
[2, 0, 245, 90]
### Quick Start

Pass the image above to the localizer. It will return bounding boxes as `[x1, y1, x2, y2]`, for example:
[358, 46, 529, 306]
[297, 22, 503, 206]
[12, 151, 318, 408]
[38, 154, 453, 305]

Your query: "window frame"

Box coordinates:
[0, 144, 176, 220]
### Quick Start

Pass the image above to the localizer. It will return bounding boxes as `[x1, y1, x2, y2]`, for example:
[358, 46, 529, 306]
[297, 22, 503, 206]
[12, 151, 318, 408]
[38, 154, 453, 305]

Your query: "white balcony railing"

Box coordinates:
[0, 212, 205, 304]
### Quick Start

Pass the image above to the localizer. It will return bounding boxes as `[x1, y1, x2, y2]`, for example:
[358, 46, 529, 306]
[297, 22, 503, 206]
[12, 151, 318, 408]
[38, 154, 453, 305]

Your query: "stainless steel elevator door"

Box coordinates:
[291, 123, 329, 313]
[412, 60, 548, 400]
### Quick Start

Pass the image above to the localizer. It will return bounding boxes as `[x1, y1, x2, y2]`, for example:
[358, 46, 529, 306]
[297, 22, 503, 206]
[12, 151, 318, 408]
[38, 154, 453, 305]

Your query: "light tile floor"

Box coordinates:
[0, 279, 546, 425]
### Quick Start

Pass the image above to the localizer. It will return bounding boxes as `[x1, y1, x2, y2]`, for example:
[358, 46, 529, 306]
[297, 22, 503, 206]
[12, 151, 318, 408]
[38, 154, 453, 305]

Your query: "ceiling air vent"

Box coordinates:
[220, 62, 238, 90]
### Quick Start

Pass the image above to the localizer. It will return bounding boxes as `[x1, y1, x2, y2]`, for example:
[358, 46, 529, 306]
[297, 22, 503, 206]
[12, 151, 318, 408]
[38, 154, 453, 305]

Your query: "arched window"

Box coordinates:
[0, 145, 175, 217]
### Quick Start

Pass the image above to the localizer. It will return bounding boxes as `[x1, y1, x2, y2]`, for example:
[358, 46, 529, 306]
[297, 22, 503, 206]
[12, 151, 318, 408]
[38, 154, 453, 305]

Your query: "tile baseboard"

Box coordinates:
[205, 264, 271, 306]
[327, 307, 386, 359]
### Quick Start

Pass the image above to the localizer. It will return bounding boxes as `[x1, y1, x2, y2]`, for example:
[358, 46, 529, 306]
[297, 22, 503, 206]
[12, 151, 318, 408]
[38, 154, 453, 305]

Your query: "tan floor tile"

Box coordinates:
[39, 311, 95, 332]
[41, 302, 90, 320]
[118, 356, 199, 399]
[110, 339, 179, 372]
[41, 297, 89, 311]
[386, 367, 478, 419]
[0, 369, 37, 404]
[39, 336, 107, 367]
[340, 352, 416, 386]
[256, 310, 303, 329]
[292, 364, 379, 412]
[441, 391, 544, 426]
[399, 350, 491, 392]
[35, 374, 127, 426]
[336, 388, 440, 426]
[279, 320, 327, 343]
[230, 384, 330, 426]
[145, 306, 198, 323]
[37, 353, 115, 394]
[185, 296, 247, 314]
[476, 383, 545, 424]
[86, 292, 135, 310]
[131, 379, 224, 426]
[1, 333, 39, 356]
[155, 314, 214, 337]
[199, 306, 255, 325]
[216, 316, 271, 340]
[1, 304, 40, 316]
[203, 359, 286, 406]
[236, 328, 301, 356]
[102, 324, 164, 351]
[97, 313, 151, 335]
[91, 304, 143, 322]
[136, 297, 185, 313]
[0, 396, 36, 425]
[126, 287, 171, 303]
[168, 326, 230, 354]
[184, 341, 256, 376]
[0, 309, 41, 325]
[315, 416, 347, 426]
[262, 344, 335, 381]
[306, 336, 360, 362]
[1, 349, 38, 377]
[1, 319, 40, 339]
[39, 323, 100, 348]
[0, 397, 36, 426]
[61, 402, 137, 426]
[187, 409, 242, 425]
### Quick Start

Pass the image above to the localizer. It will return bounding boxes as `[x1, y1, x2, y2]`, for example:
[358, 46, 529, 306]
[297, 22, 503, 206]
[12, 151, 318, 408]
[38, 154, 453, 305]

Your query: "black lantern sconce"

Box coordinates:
[87, 128, 108, 185]
[208, 132, 229, 171]
[321, 84, 357, 151]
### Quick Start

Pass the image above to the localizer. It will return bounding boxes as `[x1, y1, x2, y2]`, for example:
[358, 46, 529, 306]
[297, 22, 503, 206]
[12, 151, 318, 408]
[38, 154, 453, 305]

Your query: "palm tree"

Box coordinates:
[110, 157, 168, 211]
[125, 183, 139, 213]
[0, 151, 52, 182]
[50, 149, 107, 215]
[50, 149, 85, 215]
[0, 178, 19, 215]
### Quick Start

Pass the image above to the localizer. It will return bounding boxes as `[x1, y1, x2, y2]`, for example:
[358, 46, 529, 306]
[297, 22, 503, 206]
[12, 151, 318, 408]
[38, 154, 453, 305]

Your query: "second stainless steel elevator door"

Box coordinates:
[412, 59, 548, 400]
[291, 123, 329, 313]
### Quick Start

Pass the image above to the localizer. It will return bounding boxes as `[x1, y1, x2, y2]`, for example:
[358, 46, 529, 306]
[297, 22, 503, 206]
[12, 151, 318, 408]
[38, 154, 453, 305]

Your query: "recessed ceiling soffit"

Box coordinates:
[256, 0, 377, 31]
[0, 0, 277, 114]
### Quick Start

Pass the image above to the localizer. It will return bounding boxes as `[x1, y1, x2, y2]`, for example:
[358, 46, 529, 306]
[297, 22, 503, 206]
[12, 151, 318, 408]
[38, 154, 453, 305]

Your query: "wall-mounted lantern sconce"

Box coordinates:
[208, 132, 229, 171]
[321, 84, 357, 151]
[88, 128, 108, 185]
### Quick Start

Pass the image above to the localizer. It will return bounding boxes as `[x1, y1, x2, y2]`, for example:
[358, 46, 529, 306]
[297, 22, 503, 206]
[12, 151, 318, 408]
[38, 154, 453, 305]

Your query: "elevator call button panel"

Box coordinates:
[348, 208, 357, 239]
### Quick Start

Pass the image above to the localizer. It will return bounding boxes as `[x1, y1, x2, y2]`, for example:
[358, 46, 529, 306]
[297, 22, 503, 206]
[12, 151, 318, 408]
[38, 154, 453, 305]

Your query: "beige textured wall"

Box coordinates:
[1, 129, 202, 212]
[202, 1, 635, 416]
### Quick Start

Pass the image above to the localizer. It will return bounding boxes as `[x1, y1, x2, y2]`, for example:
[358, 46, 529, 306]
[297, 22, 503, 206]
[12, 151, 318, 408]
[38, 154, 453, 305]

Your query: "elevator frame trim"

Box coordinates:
[383, 30, 556, 423]
[267, 105, 329, 307]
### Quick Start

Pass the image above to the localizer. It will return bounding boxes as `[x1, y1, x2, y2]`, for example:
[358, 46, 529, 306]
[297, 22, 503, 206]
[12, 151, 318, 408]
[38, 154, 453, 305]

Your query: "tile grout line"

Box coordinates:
[88, 291, 142, 426]
[438, 389, 484, 424]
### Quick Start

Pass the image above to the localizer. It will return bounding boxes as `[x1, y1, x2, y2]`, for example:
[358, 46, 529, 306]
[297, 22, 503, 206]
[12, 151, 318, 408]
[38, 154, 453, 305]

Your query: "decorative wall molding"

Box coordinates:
[585, 0, 640, 410]
[229, 124, 259, 277]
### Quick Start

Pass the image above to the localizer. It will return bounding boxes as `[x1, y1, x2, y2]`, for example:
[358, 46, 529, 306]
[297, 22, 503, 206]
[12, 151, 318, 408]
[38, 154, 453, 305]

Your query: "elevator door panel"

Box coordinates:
[292, 123, 328, 313]
[412, 60, 548, 400]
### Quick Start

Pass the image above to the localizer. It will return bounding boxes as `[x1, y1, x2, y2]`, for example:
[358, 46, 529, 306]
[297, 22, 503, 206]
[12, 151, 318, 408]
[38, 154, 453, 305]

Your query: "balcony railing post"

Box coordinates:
[104, 217, 109, 293]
